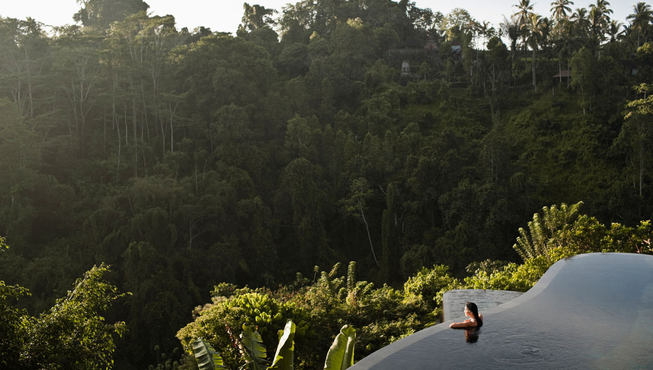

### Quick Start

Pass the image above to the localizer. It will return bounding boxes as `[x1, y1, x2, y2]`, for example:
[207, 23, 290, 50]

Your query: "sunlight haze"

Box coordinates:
[0, 0, 639, 34]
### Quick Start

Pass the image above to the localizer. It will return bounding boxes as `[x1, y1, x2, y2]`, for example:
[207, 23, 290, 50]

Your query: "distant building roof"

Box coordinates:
[424, 40, 438, 50]
[553, 70, 571, 78]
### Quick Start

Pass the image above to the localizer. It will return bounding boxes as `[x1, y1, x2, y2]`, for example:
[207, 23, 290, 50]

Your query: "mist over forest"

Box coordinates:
[1, 0, 652, 368]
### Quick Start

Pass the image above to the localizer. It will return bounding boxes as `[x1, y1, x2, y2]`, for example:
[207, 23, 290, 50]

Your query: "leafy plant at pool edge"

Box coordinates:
[513, 201, 583, 261]
[192, 338, 225, 369]
[269, 321, 296, 369]
[190, 321, 356, 370]
[240, 324, 268, 369]
[324, 325, 356, 370]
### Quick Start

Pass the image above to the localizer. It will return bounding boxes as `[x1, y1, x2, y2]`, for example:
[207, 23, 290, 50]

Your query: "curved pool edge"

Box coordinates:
[351, 253, 653, 369]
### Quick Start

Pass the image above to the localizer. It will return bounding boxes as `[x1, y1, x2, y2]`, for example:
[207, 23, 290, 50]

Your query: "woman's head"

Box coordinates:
[465, 302, 479, 318]
[465, 302, 482, 327]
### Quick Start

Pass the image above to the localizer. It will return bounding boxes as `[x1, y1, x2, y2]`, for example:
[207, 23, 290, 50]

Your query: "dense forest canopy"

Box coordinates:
[0, 0, 652, 368]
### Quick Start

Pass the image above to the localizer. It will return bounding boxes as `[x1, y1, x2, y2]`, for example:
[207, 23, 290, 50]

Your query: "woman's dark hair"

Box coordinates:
[466, 302, 483, 327]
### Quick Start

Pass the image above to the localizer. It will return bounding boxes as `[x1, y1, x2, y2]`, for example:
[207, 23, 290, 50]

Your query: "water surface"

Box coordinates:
[352, 253, 653, 369]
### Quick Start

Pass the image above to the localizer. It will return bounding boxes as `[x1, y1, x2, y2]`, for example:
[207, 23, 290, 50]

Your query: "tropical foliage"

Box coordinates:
[0, 251, 126, 369]
[178, 202, 651, 368]
[0, 0, 652, 368]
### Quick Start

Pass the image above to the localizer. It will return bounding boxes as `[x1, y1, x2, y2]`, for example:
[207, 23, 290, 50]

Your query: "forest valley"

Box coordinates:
[0, 0, 652, 368]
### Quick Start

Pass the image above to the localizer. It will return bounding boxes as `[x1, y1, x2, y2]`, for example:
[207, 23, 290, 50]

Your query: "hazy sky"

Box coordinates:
[0, 1, 641, 34]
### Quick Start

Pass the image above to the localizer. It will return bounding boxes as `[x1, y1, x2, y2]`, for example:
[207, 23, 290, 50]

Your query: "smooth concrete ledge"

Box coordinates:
[443, 289, 523, 321]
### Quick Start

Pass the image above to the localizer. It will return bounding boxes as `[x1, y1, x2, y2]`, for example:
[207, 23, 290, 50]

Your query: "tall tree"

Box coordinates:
[571, 8, 590, 42]
[607, 20, 624, 42]
[501, 15, 521, 80]
[52, 29, 102, 150]
[550, 1, 574, 85]
[618, 83, 653, 204]
[626, 2, 653, 46]
[524, 14, 548, 91]
[343, 177, 380, 267]
[0, 17, 50, 121]
[239, 3, 277, 33]
[74, 0, 149, 29]
[551, 0, 574, 23]
[513, 0, 534, 49]
[589, 0, 612, 46]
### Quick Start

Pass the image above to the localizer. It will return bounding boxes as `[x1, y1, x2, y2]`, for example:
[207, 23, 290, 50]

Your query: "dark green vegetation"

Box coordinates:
[1, 241, 127, 369]
[177, 202, 652, 369]
[0, 0, 652, 368]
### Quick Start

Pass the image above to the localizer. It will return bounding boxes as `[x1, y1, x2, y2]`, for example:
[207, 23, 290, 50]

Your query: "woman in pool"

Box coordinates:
[449, 302, 483, 328]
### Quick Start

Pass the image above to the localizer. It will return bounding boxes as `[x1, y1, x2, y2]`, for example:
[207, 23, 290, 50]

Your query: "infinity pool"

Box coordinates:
[351, 253, 653, 369]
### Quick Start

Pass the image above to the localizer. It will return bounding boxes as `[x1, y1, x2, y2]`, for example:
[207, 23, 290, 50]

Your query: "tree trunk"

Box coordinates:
[169, 102, 175, 153]
[132, 96, 138, 177]
[116, 107, 121, 178]
[532, 48, 537, 92]
[24, 48, 34, 119]
[639, 125, 644, 199]
[360, 206, 379, 267]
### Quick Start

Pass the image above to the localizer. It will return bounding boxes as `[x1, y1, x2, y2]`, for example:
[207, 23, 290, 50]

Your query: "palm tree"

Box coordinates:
[501, 15, 521, 84]
[551, 0, 574, 24]
[551, 1, 574, 86]
[501, 15, 521, 55]
[476, 21, 496, 38]
[525, 13, 548, 91]
[589, 0, 613, 45]
[515, 0, 535, 24]
[514, 0, 534, 49]
[608, 20, 624, 42]
[626, 2, 653, 46]
[596, 0, 613, 16]
[571, 7, 590, 45]
[589, 6, 605, 45]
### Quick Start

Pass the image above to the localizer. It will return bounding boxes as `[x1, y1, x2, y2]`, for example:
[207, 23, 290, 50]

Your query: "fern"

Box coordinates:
[512, 201, 584, 261]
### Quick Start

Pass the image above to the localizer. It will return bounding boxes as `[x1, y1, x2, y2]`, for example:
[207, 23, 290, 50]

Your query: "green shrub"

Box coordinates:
[402, 265, 460, 315]
[601, 220, 652, 253]
[178, 264, 433, 368]
[463, 247, 575, 292]
[177, 290, 305, 369]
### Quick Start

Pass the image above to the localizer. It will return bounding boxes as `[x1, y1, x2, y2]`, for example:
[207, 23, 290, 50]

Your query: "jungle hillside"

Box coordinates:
[1, 0, 653, 368]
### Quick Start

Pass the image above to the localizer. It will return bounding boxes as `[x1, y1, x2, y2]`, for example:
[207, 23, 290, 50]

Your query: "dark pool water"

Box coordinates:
[351, 253, 653, 369]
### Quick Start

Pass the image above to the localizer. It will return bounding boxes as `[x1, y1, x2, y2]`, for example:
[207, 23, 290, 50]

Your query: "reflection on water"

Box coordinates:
[351, 253, 653, 369]
[464, 328, 480, 343]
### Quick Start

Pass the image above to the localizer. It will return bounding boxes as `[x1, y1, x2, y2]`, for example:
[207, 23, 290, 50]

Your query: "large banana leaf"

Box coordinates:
[241, 324, 268, 370]
[191, 337, 225, 370]
[268, 320, 296, 370]
[323, 325, 356, 370]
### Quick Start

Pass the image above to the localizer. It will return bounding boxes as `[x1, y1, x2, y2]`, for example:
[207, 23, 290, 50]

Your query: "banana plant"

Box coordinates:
[191, 337, 225, 370]
[324, 325, 356, 370]
[192, 320, 352, 370]
[240, 324, 268, 370]
[268, 320, 296, 370]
